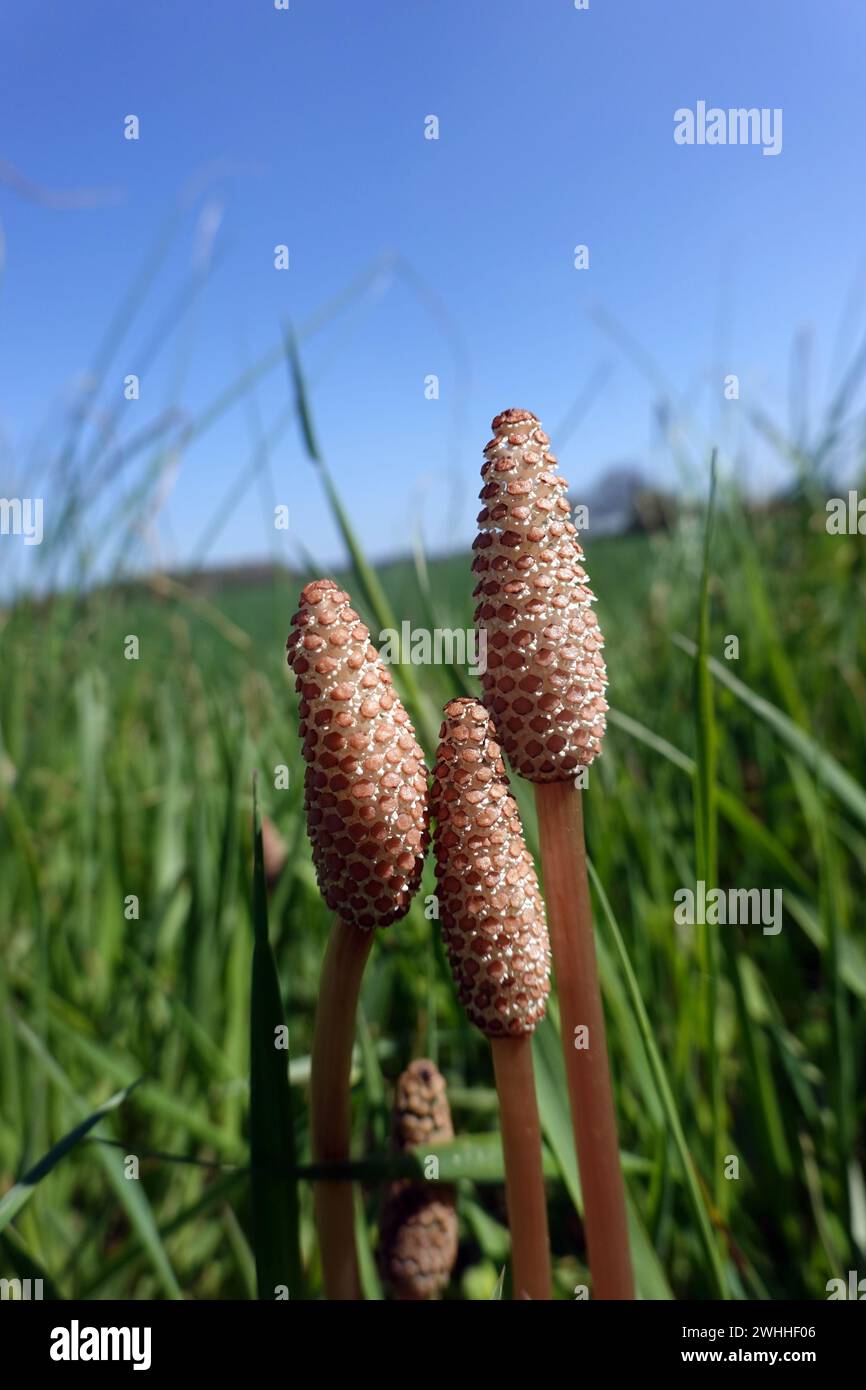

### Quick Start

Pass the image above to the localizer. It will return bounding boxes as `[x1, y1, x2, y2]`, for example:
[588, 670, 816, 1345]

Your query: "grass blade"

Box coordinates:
[587, 860, 729, 1298]
[283, 324, 440, 750]
[249, 777, 302, 1299]
[693, 451, 724, 1209]
[673, 636, 866, 830]
[0, 1080, 137, 1233]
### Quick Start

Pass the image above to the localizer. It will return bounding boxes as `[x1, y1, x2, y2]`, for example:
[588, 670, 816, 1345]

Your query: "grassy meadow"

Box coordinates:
[1, 317, 865, 1301]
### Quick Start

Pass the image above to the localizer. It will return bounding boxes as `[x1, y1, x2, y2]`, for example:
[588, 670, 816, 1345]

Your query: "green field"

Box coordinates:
[1, 462, 864, 1299]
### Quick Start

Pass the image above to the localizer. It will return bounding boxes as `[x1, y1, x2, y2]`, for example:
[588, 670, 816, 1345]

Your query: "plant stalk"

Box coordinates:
[534, 781, 635, 1299]
[310, 916, 374, 1300]
[490, 1035, 551, 1300]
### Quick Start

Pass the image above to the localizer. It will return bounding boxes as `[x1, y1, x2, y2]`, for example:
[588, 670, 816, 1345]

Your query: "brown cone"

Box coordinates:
[379, 1060, 459, 1301]
[378, 1185, 459, 1301]
[286, 579, 429, 929]
[472, 408, 608, 781]
[392, 1057, 455, 1149]
[431, 698, 550, 1037]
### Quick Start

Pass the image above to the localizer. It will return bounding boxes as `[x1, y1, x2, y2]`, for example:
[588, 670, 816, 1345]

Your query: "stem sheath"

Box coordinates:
[534, 781, 634, 1300]
[310, 917, 374, 1300]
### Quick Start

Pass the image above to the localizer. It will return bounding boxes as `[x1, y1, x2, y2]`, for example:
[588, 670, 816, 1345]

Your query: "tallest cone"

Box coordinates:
[472, 408, 608, 782]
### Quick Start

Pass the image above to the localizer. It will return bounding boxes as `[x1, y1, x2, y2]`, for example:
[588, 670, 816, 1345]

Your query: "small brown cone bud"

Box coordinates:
[379, 1060, 459, 1301]
[378, 1186, 460, 1301]
[473, 408, 609, 781]
[431, 698, 550, 1037]
[392, 1058, 455, 1149]
[286, 578, 429, 929]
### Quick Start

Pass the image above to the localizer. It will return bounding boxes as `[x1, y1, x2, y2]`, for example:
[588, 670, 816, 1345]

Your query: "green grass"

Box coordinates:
[2, 494, 863, 1299]
[1, 260, 864, 1299]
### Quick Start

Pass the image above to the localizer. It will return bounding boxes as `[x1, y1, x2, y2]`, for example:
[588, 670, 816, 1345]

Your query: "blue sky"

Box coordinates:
[1, 0, 865, 580]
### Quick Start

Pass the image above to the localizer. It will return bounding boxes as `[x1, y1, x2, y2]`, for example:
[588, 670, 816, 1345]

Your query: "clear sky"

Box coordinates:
[1, 1, 865, 580]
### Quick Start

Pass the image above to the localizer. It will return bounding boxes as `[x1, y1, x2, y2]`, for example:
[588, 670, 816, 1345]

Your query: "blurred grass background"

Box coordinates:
[1, 262, 864, 1300]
